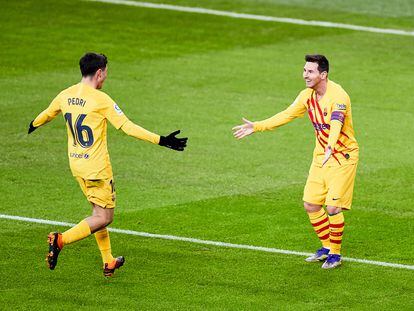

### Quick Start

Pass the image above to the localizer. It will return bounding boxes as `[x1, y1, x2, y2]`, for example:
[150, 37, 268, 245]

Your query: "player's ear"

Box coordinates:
[95, 68, 102, 80]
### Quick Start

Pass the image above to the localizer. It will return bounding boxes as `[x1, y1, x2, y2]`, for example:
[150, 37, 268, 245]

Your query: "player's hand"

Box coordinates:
[232, 118, 254, 139]
[159, 130, 188, 151]
[28, 120, 37, 134]
[322, 146, 332, 166]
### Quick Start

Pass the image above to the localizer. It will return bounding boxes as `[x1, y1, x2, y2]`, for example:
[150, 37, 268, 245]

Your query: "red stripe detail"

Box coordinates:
[314, 97, 327, 124]
[330, 223, 345, 228]
[307, 99, 316, 123]
[310, 97, 329, 138]
[319, 233, 330, 240]
[332, 154, 341, 165]
[308, 96, 343, 165]
[330, 232, 343, 237]
[340, 131, 349, 139]
[312, 217, 329, 227]
[330, 239, 342, 244]
[316, 225, 330, 234]
[316, 135, 327, 150]
[337, 140, 346, 148]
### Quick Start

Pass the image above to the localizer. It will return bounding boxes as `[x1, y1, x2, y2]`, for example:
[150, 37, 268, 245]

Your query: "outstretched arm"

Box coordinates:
[103, 95, 187, 151]
[232, 95, 307, 140]
[121, 120, 160, 144]
[121, 121, 188, 151]
[28, 96, 61, 134]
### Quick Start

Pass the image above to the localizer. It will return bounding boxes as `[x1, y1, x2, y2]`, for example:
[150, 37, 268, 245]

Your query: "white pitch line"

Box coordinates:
[86, 0, 414, 37]
[1, 213, 413, 270]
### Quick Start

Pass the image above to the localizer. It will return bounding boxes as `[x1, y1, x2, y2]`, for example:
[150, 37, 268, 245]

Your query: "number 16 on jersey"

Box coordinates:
[64, 113, 94, 148]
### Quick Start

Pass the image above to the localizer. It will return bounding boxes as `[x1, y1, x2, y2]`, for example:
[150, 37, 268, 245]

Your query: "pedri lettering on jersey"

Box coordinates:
[67, 97, 86, 107]
[312, 122, 330, 131]
[70, 152, 90, 159]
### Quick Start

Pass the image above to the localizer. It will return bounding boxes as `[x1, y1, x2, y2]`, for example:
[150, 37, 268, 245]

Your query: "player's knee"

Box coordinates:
[303, 201, 322, 213]
[106, 215, 113, 226]
[326, 205, 342, 215]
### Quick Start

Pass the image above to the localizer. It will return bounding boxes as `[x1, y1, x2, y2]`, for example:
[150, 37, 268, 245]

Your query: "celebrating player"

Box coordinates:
[232, 55, 358, 269]
[28, 52, 188, 276]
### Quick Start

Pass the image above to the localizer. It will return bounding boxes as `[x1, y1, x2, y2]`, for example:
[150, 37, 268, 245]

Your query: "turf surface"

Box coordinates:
[1, 0, 413, 309]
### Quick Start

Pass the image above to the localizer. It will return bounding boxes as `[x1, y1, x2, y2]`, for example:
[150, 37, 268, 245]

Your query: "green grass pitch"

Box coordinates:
[1, 0, 413, 309]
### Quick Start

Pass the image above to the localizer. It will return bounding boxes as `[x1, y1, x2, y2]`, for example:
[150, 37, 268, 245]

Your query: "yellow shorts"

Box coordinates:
[76, 177, 116, 209]
[303, 163, 357, 210]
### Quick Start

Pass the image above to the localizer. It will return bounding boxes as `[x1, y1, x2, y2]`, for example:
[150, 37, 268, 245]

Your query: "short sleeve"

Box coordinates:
[101, 93, 129, 129]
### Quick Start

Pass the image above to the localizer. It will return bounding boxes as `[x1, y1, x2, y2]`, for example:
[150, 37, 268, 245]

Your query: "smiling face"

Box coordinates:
[303, 61, 327, 89]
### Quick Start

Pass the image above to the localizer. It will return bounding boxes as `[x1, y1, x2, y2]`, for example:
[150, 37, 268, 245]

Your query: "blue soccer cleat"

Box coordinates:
[321, 254, 342, 269]
[305, 247, 330, 262]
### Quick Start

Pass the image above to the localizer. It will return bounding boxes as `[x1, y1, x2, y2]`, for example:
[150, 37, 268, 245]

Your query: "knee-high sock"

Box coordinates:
[328, 212, 345, 255]
[94, 228, 114, 264]
[308, 209, 330, 248]
[61, 220, 91, 247]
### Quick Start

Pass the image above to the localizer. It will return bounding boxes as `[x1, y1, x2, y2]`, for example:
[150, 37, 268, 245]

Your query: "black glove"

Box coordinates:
[159, 130, 188, 151]
[28, 120, 37, 134]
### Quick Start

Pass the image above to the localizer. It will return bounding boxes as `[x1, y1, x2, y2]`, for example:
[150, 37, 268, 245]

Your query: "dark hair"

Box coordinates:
[79, 52, 107, 77]
[305, 54, 329, 73]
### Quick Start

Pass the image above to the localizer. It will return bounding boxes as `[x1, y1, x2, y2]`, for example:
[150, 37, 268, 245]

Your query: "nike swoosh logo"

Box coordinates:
[332, 198, 340, 200]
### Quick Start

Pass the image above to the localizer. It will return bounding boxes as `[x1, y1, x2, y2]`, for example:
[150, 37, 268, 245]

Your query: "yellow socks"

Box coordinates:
[308, 209, 330, 249]
[94, 228, 114, 264]
[61, 220, 91, 247]
[60, 221, 114, 264]
[328, 212, 345, 255]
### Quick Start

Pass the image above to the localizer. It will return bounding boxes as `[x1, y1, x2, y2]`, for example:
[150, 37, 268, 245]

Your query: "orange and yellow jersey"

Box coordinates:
[33, 82, 158, 179]
[253, 80, 359, 167]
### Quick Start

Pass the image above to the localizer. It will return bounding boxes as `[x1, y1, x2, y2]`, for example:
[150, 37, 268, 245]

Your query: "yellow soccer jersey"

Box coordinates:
[33, 83, 130, 179]
[254, 80, 359, 167]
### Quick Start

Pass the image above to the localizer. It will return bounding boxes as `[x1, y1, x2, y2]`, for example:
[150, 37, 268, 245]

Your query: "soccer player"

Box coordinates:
[232, 55, 358, 269]
[28, 52, 188, 276]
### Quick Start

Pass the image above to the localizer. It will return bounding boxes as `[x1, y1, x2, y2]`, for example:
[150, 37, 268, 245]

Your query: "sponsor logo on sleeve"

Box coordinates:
[335, 103, 347, 111]
[114, 103, 124, 115]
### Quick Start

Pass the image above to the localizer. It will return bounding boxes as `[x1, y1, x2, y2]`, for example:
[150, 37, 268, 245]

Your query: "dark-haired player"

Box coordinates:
[29, 52, 188, 276]
[232, 55, 358, 269]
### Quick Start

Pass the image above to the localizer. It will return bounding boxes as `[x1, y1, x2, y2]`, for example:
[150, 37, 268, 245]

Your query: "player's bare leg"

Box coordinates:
[304, 202, 331, 262]
[321, 205, 344, 269]
[46, 204, 114, 270]
[86, 204, 125, 277]
[85, 204, 114, 233]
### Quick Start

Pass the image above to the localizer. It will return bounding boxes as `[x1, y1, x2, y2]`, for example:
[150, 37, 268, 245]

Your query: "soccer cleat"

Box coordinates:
[305, 247, 330, 262]
[46, 232, 62, 270]
[321, 254, 342, 269]
[103, 256, 125, 277]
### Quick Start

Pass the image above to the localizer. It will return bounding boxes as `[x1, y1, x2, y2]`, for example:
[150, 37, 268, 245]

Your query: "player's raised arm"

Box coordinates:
[28, 95, 62, 134]
[232, 93, 307, 140]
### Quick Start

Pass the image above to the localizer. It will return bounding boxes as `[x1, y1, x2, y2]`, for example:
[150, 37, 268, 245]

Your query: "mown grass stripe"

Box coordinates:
[87, 0, 414, 37]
